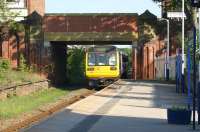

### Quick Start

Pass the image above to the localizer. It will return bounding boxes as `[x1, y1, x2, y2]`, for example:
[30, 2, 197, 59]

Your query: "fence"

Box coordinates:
[155, 55, 176, 80]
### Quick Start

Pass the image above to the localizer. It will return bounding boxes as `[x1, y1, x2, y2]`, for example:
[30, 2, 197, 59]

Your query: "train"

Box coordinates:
[85, 46, 128, 87]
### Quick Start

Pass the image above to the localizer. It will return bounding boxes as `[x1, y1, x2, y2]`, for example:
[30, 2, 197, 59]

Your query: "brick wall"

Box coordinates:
[0, 0, 45, 68]
[1, 32, 25, 68]
[135, 37, 178, 80]
[27, 0, 45, 16]
[43, 14, 138, 33]
[135, 38, 166, 80]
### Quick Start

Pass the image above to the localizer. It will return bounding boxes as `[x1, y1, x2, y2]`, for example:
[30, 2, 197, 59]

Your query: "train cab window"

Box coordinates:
[88, 52, 116, 66]
[96, 53, 107, 65]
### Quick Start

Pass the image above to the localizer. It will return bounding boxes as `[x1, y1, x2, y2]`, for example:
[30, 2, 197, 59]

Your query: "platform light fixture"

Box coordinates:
[191, 0, 200, 7]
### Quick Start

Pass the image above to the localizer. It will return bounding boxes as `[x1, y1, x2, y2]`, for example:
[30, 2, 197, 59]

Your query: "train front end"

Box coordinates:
[85, 46, 120, 87]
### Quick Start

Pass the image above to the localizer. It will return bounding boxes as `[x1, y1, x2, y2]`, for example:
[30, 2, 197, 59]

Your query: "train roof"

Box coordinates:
[87, 46, 117, 52]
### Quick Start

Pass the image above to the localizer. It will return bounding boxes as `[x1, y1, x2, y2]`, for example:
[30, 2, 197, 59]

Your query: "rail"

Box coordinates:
[0, 79, 50, 92]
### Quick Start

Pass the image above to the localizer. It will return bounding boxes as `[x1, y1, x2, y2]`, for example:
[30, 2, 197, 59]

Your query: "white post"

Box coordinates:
[159, 18, 170, 80]
[182, 0, 185, 78]
[167, 19, 170, 80]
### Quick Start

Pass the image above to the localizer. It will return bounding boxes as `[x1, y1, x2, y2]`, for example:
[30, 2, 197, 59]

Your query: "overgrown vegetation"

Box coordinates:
[0, 58, 44, 88]
[152, 0, 198, 50]
[0, 88, 69, 119]
[67, 47, 86, 84]
[119, 48, 132, 71]
[18, 53, 28, 72]
[0, 58, 10, 72]
[0, 0, 23, 45]
[0, 0, 19, 23]
[0, 70, 44, 87]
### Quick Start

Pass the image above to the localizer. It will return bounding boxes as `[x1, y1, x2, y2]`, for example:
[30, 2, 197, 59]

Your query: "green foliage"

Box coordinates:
[0, 70, 44, 87]
[67, 47, 86, 84]
[0, 58, 10, 72]
[0, 58, 9, 83]
[119, 48, 132, 71]
[8, 22, 25, 34]
[0, 0, 23, 44]
[18, 53, 28, 72]
[0, 0, 19, 23]
[171, 105, 189, 111]
[138, 11, 158, 44]
[0, 88, 69, 119]
[29, 65, 38, 73]
[152, 0, 195, 27]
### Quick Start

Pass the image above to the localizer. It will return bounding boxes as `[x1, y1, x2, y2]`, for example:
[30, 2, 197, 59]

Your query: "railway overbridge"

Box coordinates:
[43, 13, 138, 84]
[1, 10, 168, 85]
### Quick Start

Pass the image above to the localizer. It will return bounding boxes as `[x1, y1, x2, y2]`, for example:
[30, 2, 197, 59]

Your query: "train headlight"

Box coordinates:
[110, 67, 117, 70]
[87, 67, 94, 71]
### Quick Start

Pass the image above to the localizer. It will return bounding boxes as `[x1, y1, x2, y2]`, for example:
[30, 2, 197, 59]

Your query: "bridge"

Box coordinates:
[42, 13, 139, 84]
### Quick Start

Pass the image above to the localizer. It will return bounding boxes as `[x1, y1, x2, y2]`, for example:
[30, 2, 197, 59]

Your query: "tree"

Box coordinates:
[0, 0, 18, 23]
[0, 0, 24, 60]
[0, 0, 21, 43]
[152, 0, 196, 27]
[152, 0, 198, 50]
[67, 47, 86, 84]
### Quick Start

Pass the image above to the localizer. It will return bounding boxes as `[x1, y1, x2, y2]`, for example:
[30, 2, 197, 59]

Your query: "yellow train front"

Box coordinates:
[85, 46, 127, 87]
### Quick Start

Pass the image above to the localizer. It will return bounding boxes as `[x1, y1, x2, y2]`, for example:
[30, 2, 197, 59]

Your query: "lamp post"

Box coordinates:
[159, 18, 170, 81]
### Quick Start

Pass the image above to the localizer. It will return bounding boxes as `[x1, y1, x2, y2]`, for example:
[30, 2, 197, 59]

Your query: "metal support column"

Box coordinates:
[181, 0, 185, 93]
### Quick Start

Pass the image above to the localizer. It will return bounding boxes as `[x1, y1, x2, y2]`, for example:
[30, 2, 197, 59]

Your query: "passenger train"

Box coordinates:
[85, 46, 128, 87]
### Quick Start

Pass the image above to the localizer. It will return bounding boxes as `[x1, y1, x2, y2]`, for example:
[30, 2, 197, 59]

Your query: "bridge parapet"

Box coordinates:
[43, 13, 138, 42]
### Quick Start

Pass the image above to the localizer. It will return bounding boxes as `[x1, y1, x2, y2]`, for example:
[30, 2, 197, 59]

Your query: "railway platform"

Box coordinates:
[22, 80, 196, 132]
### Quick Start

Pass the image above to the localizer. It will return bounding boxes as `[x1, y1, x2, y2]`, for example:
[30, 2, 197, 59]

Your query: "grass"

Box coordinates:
[0, 70, 45, 88]
[0, 88, 69, 119]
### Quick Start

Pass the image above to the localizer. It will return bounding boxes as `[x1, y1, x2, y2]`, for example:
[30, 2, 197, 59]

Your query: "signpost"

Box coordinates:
[193, 26, 197, 130]
[167, 11, 186, 94]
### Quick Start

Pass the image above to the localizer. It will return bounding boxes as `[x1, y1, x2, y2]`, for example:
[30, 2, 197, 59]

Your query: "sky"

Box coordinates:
[46, 0, 161, 48]
[46, 0, 161, 17]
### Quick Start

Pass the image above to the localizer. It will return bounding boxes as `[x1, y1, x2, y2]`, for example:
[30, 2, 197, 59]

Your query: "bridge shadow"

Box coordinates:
[25, 109, 194, 132]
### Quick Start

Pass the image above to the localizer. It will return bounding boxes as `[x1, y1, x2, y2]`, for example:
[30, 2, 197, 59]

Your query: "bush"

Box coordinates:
[18, 53, 28, 72]
[29, 65, 38, 73]
[67, 47, 86, 84]
[0, 58, 10, 71]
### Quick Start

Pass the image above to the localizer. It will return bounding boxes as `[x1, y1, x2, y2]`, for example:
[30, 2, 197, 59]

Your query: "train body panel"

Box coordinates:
[86, 66, 120, 78]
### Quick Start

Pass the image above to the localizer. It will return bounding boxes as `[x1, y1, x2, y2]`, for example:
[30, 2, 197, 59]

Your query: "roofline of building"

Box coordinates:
[45, 13, 138, 17]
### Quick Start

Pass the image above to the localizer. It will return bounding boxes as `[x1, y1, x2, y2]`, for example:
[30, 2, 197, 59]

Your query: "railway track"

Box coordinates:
[0, 80, 50, 92]
[0, 80, 50, 100]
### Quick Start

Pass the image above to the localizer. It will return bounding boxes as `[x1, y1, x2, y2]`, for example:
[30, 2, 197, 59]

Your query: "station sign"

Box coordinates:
[167, 12, 186, 18]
